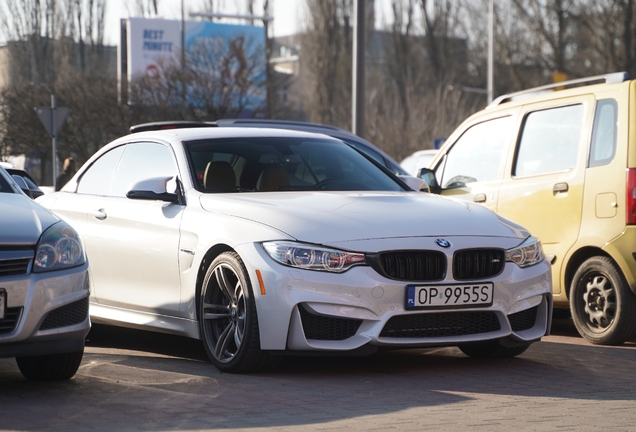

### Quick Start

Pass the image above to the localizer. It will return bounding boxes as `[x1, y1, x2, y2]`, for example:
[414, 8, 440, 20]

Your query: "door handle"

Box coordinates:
[91, 209, 107, 220]
[553, 183, 569, 193]
[473, 193, 486, 203]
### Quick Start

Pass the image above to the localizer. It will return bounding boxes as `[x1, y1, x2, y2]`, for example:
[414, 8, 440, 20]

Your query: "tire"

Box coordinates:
[459, 341, 530, 359]
[569, 256, 636, 345]
[199, 252, 279, 373]
[16, 350, 83, 381]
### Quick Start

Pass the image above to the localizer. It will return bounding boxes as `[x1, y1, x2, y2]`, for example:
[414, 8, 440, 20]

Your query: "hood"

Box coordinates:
[0, 193, 59, 245]
[199, 191, 529, 244]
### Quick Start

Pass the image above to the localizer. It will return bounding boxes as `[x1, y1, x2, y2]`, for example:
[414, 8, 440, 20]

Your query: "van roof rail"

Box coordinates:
[487, 72, 631, 109]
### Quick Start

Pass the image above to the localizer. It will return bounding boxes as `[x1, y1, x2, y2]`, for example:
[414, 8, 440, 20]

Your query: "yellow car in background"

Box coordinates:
[421, 72, 636, 345]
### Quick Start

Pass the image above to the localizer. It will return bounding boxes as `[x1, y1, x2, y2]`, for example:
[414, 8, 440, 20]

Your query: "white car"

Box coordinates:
[0, 166, 89, 380]
[400, 149, 439, 177]
[37, 126, 552, 373]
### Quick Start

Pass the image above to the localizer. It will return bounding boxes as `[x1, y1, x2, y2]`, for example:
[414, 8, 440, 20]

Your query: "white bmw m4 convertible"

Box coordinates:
[37, 125, 552, 372]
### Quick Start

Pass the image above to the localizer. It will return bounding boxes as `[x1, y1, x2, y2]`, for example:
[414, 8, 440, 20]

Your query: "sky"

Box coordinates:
[104, 0, 301, 45]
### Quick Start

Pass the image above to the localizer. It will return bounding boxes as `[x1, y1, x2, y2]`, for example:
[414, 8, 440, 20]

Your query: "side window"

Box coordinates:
[77, 146, 125, 195]
[589, 99, 617, 167]
[110, 142, 178, 197]
[440, 116, 514, 189]
[514, 104, 584, 177]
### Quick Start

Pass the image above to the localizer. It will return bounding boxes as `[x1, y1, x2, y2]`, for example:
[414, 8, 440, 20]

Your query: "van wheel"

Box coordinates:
[570, 256, 636, 345]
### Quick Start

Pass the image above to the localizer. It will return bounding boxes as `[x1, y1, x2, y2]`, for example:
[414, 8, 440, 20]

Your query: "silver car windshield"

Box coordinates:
[184, 137, 405, 193]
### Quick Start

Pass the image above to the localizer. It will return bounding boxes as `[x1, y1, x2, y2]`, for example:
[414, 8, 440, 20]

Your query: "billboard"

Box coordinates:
[123, 17, 266, 116]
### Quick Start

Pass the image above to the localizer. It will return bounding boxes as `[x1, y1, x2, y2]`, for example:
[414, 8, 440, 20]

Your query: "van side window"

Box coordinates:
[514, 104, 584, 177]
[440, 116, 513, 189]
[589, 99, 618, 167]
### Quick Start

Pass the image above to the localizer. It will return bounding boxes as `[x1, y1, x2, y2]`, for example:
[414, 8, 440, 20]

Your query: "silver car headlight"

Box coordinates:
[505, 236, 544, 268]
[33, 221, 86, 273]
[262, 241, 366, 273]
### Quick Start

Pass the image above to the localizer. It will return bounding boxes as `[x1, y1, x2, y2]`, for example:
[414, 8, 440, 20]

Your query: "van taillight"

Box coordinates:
[627, 169, 636, 225]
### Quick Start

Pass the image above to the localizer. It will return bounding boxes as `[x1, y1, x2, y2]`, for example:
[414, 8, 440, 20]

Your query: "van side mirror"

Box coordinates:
[417, 168, 441, 194]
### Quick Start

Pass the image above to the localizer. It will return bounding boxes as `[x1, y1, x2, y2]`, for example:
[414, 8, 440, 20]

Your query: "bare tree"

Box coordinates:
[0, 0, 119, 181]
[363, 0, 478, 161]
[300, 0, 352, 128]
[128, 0, 160, 17]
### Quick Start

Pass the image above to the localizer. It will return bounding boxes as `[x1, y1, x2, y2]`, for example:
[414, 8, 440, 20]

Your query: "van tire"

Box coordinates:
[570, 256, 636, 345]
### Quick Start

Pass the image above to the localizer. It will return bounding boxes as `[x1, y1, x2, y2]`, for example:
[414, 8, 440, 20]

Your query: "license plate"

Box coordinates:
[406, 283, 494, 309]
[0, 291, 5, 319]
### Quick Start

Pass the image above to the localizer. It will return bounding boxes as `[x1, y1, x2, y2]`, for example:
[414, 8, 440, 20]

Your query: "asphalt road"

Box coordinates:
[1, 318, 636, 431]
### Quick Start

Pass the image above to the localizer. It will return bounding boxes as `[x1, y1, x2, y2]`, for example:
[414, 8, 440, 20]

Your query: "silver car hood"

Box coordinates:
[199, 191, 529, 244]
[0, 193, 59, 245]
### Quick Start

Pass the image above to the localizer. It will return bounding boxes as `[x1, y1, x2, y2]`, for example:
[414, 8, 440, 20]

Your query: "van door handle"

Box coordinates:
[473, 193, 487, 203]
[91, 209, 107, 220]
[553, 183, 569, 193]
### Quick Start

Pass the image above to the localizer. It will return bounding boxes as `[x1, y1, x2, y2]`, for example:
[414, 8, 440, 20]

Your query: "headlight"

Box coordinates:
[33, 221, 86, 273]
[505, 236, 544, 268]
[262, 241, 366, 273]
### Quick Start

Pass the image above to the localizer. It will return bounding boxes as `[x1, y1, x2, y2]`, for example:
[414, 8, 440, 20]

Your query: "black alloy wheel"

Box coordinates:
[199, 252, 279, 373]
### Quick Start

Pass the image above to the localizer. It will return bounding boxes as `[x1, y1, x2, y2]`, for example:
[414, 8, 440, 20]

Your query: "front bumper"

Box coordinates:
[237, 241, 553, 352]
[0, 262, 90, 358]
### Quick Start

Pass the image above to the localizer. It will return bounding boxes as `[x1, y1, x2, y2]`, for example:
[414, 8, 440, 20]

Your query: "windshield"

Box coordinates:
[185, 137, 405, 193]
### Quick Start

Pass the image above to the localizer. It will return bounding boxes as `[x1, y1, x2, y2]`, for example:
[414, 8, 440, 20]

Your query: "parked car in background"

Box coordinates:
[38, 126, 551, 373]
[0, 162, 44, 198]
[420, 72, 636, 346]
[130, 119, 409, 176]
[400, 149, 439, 177]
[0, 165, 89, 380]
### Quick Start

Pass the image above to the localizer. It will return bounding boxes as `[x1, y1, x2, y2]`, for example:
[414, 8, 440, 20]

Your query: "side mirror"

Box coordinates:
[126, 176, 181, 203]
[417, 168, 441, 194]
[397, 175, 430, 192]
[12, 175, 34, 198]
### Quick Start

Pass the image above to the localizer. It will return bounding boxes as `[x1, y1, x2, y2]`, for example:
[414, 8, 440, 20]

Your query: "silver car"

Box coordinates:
[0, 166, 89, 380]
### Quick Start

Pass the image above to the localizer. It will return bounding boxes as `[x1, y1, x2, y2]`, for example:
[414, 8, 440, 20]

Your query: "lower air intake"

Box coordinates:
[380, 311, 501, 338]
[509, 305, 538, 332]
[299, 305, 362, 341]
[40, 297, 89, 331]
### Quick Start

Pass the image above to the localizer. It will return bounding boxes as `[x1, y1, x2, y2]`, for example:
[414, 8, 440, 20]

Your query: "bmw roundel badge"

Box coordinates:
[436, 238, 451, 248]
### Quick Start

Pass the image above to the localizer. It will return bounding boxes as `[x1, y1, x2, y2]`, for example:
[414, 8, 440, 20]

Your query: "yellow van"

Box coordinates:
[420, 72, 636, 345]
